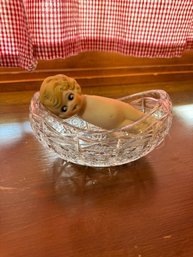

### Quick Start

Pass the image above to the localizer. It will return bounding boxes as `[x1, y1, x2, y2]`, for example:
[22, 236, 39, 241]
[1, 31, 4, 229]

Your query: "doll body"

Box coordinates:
[79, 95, 145, 130]
[39, 74, 147, 130]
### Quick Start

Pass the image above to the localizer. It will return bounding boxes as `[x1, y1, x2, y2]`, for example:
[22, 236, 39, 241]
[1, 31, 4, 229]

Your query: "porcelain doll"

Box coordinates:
[39, 74, 149, 130]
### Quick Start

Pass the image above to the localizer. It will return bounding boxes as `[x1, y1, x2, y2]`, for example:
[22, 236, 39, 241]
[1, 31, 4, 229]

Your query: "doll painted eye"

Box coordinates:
[61, 105, 68, 112]
[68, 93, 74, 101]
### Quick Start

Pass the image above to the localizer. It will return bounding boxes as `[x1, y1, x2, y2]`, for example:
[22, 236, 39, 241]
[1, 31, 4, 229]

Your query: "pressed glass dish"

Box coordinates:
[29, 90, 172, 167]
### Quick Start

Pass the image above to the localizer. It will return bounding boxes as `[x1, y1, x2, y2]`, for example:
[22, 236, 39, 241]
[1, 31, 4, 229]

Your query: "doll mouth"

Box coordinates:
[72, 105, 78, 111]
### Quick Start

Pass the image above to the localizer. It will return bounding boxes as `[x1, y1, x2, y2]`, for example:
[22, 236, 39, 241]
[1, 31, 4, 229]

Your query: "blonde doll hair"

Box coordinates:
[39, 74, 81, 114]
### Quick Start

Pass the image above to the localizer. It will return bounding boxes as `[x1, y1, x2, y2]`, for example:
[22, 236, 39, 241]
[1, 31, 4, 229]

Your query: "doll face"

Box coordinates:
[57, 90, 83, 119]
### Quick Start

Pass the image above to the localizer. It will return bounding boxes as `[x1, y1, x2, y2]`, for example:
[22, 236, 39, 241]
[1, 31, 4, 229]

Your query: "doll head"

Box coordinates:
[39, 74, 84, 118]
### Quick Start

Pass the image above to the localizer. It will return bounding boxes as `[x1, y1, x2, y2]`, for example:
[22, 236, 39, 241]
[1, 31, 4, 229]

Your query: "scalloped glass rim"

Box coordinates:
[29, 90, 172, 167]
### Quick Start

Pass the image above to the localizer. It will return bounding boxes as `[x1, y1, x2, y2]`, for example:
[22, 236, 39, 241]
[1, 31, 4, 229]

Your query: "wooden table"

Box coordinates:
[0, 84, 193, 257]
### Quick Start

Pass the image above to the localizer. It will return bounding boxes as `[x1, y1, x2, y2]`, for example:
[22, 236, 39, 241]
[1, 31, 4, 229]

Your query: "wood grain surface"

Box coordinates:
[1, 51, 193, 92]
[0, 81, 193, 257]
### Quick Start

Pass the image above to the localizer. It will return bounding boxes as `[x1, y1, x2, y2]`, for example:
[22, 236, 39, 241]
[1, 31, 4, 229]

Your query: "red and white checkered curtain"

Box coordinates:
[1, 0, 193, 70]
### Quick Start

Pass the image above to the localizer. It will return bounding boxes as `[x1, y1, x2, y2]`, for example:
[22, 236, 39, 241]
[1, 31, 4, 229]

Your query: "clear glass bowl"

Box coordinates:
[29, 90, 172, 167]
